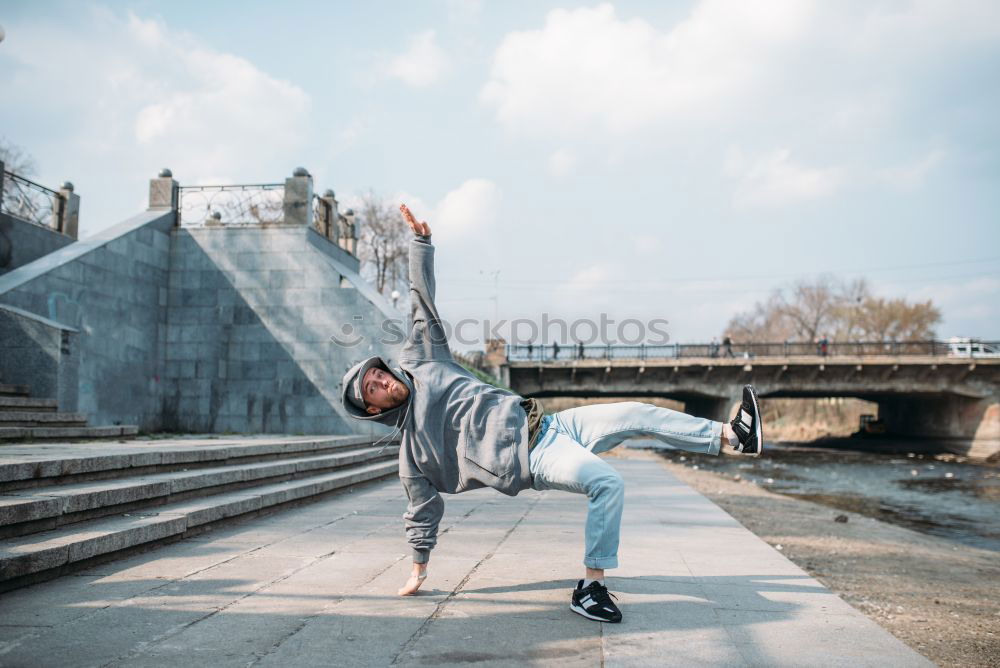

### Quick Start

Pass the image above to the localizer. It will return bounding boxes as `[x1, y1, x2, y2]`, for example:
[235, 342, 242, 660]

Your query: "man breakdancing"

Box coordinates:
[340, 204, 763, 624]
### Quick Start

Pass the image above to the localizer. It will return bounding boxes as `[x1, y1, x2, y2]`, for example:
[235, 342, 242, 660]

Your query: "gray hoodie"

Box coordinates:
[340, 235, 533, 564]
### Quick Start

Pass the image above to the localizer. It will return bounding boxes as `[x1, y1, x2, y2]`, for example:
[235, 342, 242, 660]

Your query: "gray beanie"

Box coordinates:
[346, 357, 385, 411]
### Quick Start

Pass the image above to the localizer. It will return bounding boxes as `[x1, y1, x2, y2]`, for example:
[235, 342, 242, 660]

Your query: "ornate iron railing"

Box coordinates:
[177, 183, 285, 226]
[507, 340, 1000, 361]
[1, 170, 64, 230]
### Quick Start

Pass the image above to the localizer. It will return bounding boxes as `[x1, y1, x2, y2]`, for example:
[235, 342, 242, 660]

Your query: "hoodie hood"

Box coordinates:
[340, 355, 414, 428]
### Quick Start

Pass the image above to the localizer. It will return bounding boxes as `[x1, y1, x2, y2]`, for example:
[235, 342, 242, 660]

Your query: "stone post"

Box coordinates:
[340, 208, 358, 255]
[56, 181, 80, 239]
[283, 167, 313, 226]
[318, 189, 340, 241]
[148, 168, 179, 216]
[485, 338, 509, 383]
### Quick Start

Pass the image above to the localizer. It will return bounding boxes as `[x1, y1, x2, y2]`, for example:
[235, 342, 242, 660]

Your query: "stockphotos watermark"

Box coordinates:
[328, 313, 670, 348]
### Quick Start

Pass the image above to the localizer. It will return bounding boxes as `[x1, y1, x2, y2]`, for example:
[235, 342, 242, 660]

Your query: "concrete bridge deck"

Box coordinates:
[0, 451, 930, 667]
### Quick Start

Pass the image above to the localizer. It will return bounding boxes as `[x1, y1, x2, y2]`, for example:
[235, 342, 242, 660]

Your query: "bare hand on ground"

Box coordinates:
[397, 564, 427, 596]
[400, 203, 431, 237]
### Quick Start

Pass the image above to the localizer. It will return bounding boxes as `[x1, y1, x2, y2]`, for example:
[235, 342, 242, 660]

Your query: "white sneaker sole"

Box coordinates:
[748, 386, 763, 457]
[570, 602, 621, 623]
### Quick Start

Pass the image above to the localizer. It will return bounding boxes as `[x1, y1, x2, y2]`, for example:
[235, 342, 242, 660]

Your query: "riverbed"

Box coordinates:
[634, 438, 1000, 552]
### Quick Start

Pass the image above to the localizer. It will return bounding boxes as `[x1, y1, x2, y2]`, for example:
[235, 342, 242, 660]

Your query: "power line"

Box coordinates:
[437, 269, 1000, 296]
[437, 255, 1000, 287]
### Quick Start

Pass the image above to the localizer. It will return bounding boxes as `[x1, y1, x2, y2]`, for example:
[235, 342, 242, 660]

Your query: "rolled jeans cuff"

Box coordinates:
[585, 555, 619, 569]
[709, 420, 723, 456]
[412, 548, 430, 564]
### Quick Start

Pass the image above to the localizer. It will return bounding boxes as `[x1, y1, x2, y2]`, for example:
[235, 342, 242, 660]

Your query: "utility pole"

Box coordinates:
[480, 269, 500, 326]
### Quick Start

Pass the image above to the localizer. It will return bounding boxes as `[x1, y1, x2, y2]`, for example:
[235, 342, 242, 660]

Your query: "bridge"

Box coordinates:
[497, 342, 1000, 459]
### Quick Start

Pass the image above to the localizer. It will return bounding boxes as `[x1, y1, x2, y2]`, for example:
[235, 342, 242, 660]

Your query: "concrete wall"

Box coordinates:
[162, 224, 400, 435]
[0, 303, 79, 409]
[0, 212, 75, 276]
[0, 204, 399, 436]
[0, 211, 174, 429]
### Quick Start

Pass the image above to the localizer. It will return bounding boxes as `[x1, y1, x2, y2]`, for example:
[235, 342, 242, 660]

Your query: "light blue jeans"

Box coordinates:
[528, 401, 723, 569]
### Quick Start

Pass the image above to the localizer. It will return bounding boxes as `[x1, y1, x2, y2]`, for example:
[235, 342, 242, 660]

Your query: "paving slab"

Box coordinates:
[0, 453, 932, 667]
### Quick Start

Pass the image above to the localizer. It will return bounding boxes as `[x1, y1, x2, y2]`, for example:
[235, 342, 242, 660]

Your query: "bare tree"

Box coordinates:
[775, 274, 842, 342]
[830, 277, 871, 341]
[0, 137, 37, 177]
[0, 138, 43, 223]
[356, 191, 409, 297]
[725, 293, 797, 342]
[724, 275, 940, 343]
[854, 297, 940, 341]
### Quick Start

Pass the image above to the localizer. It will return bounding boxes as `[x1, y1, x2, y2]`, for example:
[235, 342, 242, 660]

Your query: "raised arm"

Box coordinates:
[399, 204, 452, 362]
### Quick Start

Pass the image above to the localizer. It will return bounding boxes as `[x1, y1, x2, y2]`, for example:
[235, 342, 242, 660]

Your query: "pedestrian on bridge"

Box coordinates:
[340, 204, 765, 625]
[722, 336, 735, 358]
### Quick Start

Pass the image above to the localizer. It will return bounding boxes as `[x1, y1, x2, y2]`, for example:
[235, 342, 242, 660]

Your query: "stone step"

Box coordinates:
[0, 425, 139, 442]
[0, 434, 391, 490]
[0, 383, 30, 397]
[0, 411, 88, 427]
[0, 397, 59, 413]
[0, 445, 399, 537]
[0, 458, 399, 590]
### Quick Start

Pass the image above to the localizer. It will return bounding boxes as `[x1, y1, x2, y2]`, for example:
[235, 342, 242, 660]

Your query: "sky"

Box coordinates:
[1, 0, 998, 348]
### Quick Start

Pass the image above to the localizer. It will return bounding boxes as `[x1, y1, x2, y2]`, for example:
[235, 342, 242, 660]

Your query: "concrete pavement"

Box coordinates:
[0, 451, 931, 667]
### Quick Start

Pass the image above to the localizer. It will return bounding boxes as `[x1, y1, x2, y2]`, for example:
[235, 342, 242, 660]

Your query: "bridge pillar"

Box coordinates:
[683, 395, 736, 423]
[877, 394, 1000, 459]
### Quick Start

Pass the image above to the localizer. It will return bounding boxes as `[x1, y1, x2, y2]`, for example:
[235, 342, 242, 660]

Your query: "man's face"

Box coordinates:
[362, 366, 409, 414]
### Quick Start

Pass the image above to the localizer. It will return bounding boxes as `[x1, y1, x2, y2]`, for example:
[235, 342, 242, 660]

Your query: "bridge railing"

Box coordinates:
[506, 340, 999, 362]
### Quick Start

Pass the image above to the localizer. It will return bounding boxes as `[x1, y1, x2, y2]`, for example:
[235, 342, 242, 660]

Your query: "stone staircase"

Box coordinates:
[0, 380, 139, 441]
[0, 434, 399, 592]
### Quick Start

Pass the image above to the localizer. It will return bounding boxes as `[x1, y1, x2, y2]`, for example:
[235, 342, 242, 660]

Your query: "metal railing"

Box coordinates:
[178, 183, 285, 226]
[1, 170, 65, 231]
[506, 340, 1000, 362]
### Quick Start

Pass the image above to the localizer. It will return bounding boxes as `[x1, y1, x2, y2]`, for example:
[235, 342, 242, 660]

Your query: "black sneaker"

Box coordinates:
[730, 384, 763, 456]
[570, 579, 622, 623]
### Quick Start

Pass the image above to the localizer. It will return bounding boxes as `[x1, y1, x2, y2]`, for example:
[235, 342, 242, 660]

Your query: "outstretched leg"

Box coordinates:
[529, 393, 764, 623]
[550, 400, 726, 457]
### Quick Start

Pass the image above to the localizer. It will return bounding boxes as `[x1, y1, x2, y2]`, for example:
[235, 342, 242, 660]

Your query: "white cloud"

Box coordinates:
[547, 148, 576, 179]
[2, 8, 310, 202]
[549, 263, 620, 313]
[481, 1, 1000, 139]
[344, 181, 498, 240]
[481, 1, 814, 136]
[433, 178, 501, 237]
[726, 147, 842, 209]
[386, 30, 449, 87]
[356, 181, 499, 240]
